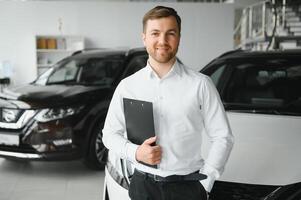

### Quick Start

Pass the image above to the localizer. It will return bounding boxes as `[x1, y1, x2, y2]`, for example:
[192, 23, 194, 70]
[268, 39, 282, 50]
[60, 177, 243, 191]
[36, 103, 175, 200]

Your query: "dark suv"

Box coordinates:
[0, 48, 148, 169]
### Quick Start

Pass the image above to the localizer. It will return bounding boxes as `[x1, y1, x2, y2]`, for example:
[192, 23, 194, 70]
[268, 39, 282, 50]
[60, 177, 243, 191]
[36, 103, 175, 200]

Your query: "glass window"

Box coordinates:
[79, 58, 123, 85]
[210, 64, 226, 86]
[34, 68, 54, 85]
[41, 56, 123, 86]
[208, 59, 301, 116]
[47, 60, 78, 84]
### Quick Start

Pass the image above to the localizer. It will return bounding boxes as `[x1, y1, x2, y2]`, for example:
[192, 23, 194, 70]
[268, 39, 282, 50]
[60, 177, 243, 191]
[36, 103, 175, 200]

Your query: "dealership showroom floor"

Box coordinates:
[0, 158, 104, 200]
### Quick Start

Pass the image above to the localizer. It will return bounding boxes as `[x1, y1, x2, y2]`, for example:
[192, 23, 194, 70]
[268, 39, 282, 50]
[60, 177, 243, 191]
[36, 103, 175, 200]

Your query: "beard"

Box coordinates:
[147, 45, 178, 64]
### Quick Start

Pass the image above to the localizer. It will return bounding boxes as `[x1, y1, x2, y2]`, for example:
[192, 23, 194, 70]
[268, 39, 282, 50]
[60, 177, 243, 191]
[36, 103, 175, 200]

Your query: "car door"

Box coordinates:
[201, 57, 301, 188]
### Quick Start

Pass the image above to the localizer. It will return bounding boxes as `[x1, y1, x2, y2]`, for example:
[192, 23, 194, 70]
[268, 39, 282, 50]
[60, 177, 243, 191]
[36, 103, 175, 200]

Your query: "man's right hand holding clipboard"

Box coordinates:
[123, 98, 161, 168]
[135, 136, 162, 166]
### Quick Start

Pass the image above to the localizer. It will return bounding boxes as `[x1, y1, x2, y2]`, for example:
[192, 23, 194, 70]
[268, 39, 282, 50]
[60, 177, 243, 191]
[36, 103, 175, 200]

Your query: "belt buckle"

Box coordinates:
[153, 175, 161, 182]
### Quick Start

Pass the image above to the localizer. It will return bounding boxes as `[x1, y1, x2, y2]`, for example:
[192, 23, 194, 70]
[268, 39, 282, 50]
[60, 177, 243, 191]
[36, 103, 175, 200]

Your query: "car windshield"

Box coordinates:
[208, 58, 301, 116]
[34, 56, 124, 86]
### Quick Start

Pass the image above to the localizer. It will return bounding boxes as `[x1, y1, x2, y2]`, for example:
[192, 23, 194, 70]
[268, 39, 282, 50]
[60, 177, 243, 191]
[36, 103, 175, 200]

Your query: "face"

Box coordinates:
[142, 16, 180, 65]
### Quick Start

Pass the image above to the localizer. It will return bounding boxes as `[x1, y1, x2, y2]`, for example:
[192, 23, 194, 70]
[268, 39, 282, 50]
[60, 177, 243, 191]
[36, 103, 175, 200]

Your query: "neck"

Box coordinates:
[148, 57, 176, 78]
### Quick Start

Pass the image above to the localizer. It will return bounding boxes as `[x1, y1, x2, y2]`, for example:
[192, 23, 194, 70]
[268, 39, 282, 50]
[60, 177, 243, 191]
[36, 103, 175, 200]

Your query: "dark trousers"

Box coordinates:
[129, 170, 208, 200]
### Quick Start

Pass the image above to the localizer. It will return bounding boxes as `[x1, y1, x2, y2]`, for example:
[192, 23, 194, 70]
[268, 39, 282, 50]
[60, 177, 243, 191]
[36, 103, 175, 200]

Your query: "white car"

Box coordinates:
[103, 50, 301, 200]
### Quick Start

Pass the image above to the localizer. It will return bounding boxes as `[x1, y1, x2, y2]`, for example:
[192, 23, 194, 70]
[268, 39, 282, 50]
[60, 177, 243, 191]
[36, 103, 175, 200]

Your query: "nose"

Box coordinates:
[158, 34, 167, 45]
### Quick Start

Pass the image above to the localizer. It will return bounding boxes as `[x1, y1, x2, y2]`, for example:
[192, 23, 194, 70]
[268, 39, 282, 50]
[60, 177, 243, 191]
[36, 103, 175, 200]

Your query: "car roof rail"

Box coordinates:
[217, 49, 245, 58]
[71, 50, 83, 56]
[71, 48, 109, 56]
[201, 49, 246, 70]
[126, 47, 146, 56]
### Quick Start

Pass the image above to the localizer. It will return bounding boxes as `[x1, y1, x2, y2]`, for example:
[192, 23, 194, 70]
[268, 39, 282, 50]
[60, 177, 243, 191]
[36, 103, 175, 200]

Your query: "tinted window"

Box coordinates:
[79, 59, 122, 85]
[207, 59, 301, 116]
[210, 64, 226, 86]
[42, 57, 123, 86]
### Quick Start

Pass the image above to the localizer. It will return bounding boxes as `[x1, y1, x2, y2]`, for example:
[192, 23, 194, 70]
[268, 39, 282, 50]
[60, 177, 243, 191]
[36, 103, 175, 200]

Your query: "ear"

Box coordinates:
[142, 32, 146, 46]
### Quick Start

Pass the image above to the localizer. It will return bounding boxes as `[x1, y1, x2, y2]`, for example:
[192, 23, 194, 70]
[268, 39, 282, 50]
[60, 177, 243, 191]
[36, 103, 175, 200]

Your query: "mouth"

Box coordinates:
[156, 47, 170, 52]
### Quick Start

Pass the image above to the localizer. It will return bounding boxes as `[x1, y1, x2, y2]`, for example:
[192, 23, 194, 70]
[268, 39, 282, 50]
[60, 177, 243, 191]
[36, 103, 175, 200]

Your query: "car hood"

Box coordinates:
[201, 112, 301, 185]
[0, 84, 109, 109]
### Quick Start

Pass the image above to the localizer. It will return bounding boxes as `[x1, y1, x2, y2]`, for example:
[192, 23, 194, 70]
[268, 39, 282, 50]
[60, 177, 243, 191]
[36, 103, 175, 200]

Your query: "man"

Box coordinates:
[102, 6, 234, 200]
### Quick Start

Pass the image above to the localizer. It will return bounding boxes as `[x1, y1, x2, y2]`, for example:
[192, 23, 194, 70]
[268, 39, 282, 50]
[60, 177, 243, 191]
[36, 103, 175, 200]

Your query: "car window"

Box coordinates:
[79, 58, 123, 85]
[210, 64, 226, 86]
[34, 67, 54, 85]
[47, 60, 78, 84]
[208, 61, 301, 116]
[44, 57, 123, 86]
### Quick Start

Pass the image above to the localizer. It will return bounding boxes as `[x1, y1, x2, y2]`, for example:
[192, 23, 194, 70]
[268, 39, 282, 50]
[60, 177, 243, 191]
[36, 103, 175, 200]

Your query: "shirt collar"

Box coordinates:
[145, 59, 182, 80]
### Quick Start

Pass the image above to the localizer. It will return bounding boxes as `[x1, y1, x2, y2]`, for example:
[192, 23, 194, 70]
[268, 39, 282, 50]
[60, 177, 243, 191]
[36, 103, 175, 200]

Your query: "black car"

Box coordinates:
[0, 48, 148, 169]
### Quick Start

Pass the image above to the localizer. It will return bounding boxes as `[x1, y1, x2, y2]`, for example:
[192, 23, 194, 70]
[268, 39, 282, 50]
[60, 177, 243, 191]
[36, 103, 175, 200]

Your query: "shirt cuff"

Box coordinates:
[200, 176, 214, 193]
[125, 142, 139, 165]
[199, 164, 221, 192]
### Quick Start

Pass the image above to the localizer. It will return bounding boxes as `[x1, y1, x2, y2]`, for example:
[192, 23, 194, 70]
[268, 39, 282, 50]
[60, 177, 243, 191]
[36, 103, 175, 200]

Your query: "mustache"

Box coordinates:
[155, 45, 170, 49]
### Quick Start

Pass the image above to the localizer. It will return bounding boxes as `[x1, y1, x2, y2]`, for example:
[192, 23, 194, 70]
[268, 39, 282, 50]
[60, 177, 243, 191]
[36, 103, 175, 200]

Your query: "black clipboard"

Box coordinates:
[123, 98, 157, 168]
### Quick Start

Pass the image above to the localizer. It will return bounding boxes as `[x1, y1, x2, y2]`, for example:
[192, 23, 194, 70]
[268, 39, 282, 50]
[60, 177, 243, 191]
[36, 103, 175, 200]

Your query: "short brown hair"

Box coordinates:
[143, 6, 181, 34]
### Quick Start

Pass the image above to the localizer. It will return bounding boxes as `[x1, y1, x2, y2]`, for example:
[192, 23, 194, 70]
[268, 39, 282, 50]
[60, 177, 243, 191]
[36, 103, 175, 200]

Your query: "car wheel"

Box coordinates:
[84, 120, 107, 170]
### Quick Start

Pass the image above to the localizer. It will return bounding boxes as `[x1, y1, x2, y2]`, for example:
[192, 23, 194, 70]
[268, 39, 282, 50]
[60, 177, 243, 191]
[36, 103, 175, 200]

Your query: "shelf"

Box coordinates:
[37, 49, 78, 53]
[35, 35, 85, 76]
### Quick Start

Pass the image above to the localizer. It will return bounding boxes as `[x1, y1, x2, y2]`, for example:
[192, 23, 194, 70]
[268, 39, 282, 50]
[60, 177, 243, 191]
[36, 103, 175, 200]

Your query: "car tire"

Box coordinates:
[84, 120, 107, 170]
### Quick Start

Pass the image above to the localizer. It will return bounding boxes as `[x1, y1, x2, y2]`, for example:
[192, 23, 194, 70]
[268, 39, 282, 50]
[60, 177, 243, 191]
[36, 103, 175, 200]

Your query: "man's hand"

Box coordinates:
[135, 136, 162, 165]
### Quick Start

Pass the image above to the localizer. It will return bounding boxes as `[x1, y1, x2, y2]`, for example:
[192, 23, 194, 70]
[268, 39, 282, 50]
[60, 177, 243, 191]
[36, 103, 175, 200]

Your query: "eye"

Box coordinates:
[151, 32, 159, 36]
[167, 32, 176, 36]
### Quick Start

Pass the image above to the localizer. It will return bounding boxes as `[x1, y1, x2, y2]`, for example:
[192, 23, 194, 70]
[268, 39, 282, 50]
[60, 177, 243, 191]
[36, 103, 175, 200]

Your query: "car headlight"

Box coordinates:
[1, 109, 23, 123]
[34, 106, 83, 122]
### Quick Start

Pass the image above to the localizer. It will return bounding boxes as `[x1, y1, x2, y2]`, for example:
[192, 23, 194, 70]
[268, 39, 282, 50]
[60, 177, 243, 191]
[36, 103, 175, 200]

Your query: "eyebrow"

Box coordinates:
[149, 29, 178, 33]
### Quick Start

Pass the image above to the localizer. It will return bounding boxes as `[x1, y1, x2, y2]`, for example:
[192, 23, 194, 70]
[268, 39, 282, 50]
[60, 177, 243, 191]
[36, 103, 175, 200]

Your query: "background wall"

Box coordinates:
[0, 2, 234, 85]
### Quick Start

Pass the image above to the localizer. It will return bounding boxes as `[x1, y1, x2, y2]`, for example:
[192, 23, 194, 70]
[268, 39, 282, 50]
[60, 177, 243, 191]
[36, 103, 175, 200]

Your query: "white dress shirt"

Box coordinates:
[102, 60, 234, 192]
